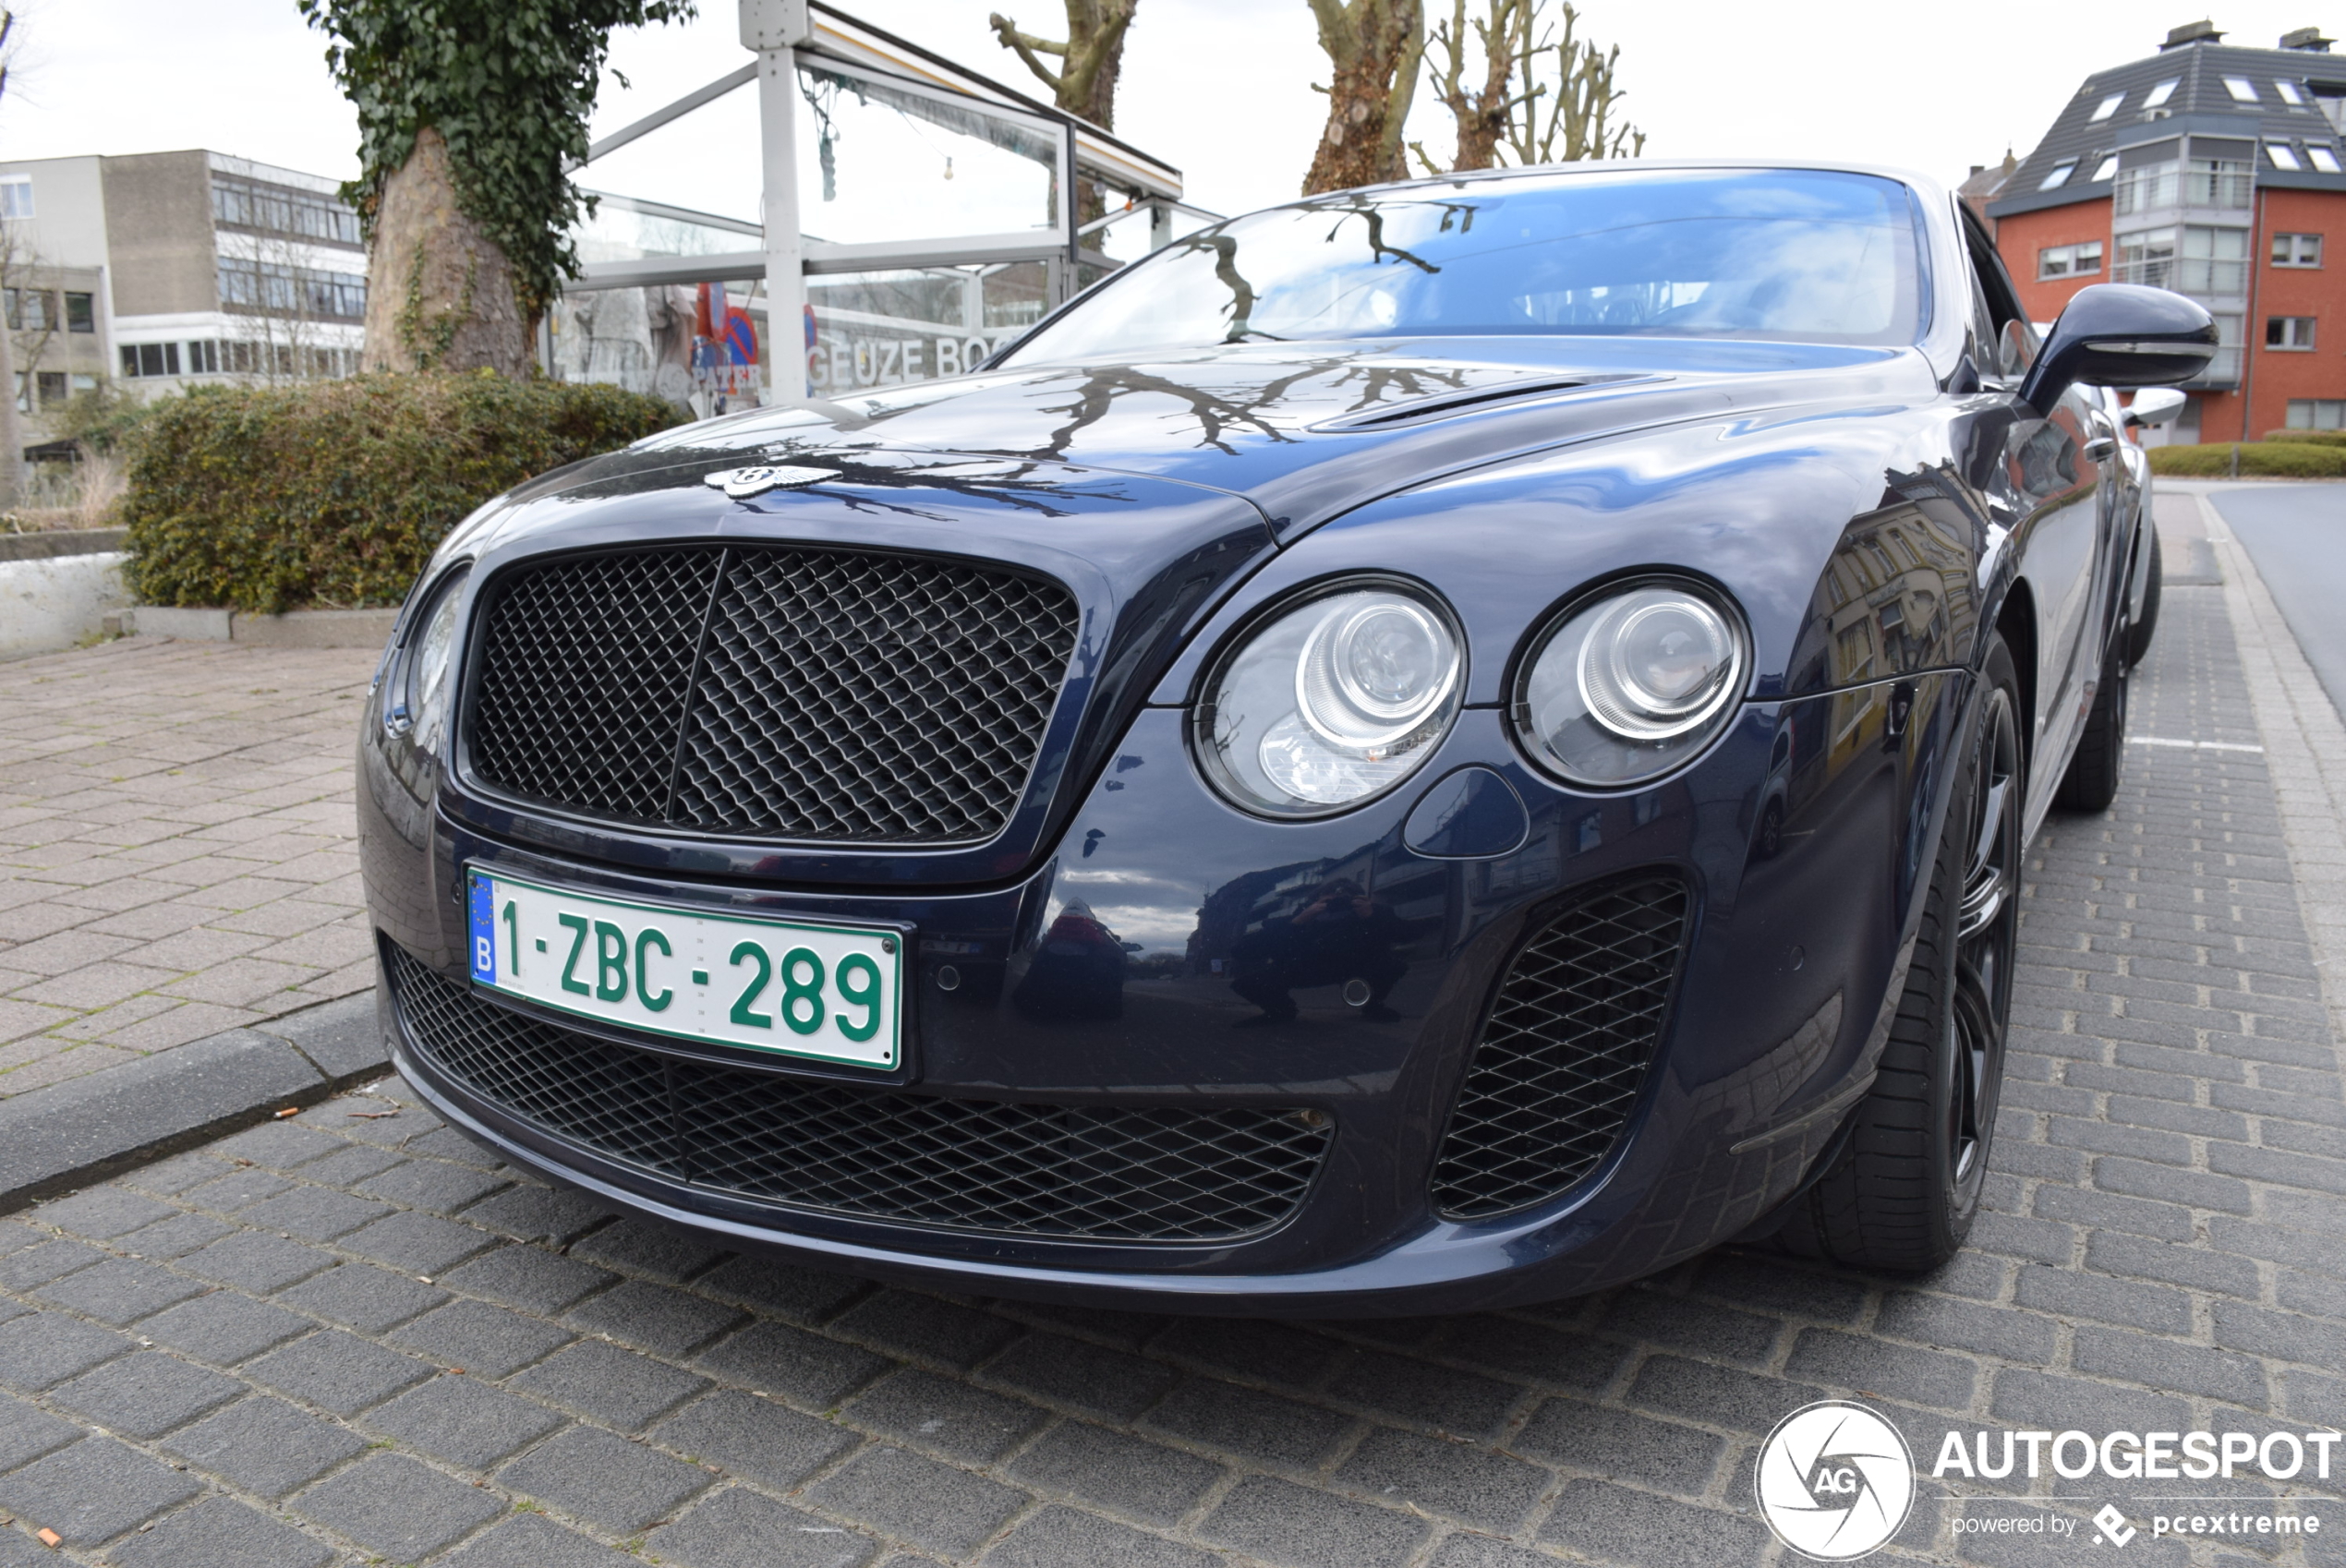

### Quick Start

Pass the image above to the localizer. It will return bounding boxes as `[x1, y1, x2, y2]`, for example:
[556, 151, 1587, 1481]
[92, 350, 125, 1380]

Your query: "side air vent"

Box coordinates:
[1430, 873, 1689, 1220]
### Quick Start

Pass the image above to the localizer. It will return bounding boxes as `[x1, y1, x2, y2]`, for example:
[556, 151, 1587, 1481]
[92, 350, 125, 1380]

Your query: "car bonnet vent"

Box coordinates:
[1313, 373, 1651, 432]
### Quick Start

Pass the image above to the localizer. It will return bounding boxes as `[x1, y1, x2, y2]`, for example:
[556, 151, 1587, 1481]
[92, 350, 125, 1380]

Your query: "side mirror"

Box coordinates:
[2124, 387, 2188, 428]
[2018, 283, 2217, 415]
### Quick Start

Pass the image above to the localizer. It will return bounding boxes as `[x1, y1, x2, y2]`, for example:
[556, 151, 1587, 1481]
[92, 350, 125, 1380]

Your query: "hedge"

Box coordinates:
[2146, 440, 2346, 478]
[2264, 428, 2346, 448]
[124, 371, 682, 613]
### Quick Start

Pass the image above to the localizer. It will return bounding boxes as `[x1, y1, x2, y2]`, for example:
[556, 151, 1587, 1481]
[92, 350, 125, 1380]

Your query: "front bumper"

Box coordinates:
[363, 680, 1964, 1317]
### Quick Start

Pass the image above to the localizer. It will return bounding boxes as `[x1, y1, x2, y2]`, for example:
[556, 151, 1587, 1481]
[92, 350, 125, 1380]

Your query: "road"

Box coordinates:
[2210, 483, 2346, 722]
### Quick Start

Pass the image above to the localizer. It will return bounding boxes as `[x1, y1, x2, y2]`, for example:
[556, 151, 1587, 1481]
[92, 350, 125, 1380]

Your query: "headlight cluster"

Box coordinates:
[1196, 582, 1464, 817]
[1515, 580, 1748, 787]
[1193, 573, 1747, 817]
[384, 568, 468, 756]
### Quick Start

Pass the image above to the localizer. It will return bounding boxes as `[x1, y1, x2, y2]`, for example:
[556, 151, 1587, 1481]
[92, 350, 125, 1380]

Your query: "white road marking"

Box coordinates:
[2128, 736, 2265, 753]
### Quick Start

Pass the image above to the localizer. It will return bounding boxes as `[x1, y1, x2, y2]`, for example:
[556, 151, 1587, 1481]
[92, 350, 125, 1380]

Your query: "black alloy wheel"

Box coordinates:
[1774, 635, 2024, 1272]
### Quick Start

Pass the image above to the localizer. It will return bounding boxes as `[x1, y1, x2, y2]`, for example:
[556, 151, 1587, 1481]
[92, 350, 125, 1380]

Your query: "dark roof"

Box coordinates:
[1988, 35, 2346, 217]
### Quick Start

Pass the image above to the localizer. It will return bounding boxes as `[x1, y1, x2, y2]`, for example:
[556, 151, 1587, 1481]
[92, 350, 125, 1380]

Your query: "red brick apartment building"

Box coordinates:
[1985, 19, 2346, 441]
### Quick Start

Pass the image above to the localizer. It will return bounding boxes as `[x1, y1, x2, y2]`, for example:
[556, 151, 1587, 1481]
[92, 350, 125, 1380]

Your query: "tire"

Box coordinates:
[2056, 608, 2131, 813]
[2127, 528, 2161, 669]
[1774, 636, 2024, 1272]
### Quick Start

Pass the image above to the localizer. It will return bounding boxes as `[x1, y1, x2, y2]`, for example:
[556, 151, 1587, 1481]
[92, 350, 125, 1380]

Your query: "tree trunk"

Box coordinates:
[1303, 0, 1425, 195]
[989, 3, 1138, 223]
[362, 127, 532, 377]
[0, 306, 19, 512]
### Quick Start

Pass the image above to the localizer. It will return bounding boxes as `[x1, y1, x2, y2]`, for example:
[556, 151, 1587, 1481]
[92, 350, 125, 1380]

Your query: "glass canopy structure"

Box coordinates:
[549, 0, 1212, 415]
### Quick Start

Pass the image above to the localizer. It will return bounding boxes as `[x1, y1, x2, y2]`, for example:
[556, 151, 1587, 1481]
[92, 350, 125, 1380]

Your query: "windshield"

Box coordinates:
[1003, 167, 1925, 366]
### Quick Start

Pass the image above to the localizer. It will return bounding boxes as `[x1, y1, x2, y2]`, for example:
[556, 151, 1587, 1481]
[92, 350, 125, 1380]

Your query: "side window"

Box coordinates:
[1963, 257, 2001, 381]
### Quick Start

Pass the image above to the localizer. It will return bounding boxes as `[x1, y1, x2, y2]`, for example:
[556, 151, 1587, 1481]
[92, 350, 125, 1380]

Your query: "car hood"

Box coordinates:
[476, 335, 1935, 549]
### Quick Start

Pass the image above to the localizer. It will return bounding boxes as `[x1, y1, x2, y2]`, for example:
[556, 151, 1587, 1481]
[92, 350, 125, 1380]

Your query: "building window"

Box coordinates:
[120, 343, 182, 379]
[2207, 313, 2243, 382]
[2039, 161, 2078, 190]
[216, 256, 366, 320]
[2278, 80, 2307, 105]
[2289, 398, 2346, 429]
[2188, 154, 2252, 208]
[2267, 143, 2304, 172]
[2267, 316, 2317, 350]
[0, 177, 30, 220]
[2039, 241, 2105, 279]
[2179, 226, 2249, 294]
[64, 292, 95, 332]
[186, 340, 221, 375]
[2091, 154, 2120, 183]
[2115, 154, 2180, 214]
[211, 175, 362, 247]
[2310, 146, 2343, 174]
[2114, 228, 2177, 288]
[2145, 78, 2181, 107]
[34, 370, 65, 406]
[2274, 233, 2324, 267]
[2224, 78, 2262, 103]
[3, 287, 52, 332]
[2090, 91, 2125, 121]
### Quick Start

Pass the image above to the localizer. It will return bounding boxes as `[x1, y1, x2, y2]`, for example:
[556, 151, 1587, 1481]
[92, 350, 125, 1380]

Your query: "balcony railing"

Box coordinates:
[2114, 259, 2173, 288]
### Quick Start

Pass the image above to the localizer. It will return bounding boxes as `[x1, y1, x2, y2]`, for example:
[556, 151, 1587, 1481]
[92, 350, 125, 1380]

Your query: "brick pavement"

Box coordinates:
[0, 637, 380, 1097]
[0, 496, 2342, 1566]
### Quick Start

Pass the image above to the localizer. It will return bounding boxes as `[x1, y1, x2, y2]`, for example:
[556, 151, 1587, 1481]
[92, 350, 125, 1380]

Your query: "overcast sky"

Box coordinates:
[5, 0, 2340, 220]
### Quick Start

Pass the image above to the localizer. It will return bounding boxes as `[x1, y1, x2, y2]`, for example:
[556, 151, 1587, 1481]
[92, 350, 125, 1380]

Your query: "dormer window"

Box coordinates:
[2310, 145, 2342, 173]
[2225, 78, 2261, 103]
[2091, 154, 2121, 182]
[2090, 92, 2125, 121]
[2277, 81, 2306, 105]
[2040, 160, 2079, 189]
[2267, 143, 2304, 170]
[2145, 78, 2182, 106]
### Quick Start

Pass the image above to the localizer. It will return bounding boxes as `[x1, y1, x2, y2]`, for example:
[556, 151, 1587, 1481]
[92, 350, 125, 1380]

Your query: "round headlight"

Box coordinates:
[387, 569, 467, 754]
[1515, 579, 1747, 787]
[1197, 581, 1463, 816]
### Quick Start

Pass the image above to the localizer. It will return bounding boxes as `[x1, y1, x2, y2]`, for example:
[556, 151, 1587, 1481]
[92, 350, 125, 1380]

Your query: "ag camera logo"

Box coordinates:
[1757, 1401, 1916, 1560]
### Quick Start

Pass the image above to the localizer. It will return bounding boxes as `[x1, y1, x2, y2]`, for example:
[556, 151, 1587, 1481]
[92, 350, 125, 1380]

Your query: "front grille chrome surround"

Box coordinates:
[1430, 873, 1689, 1220]
[388, 947, 1331, 1244]
[466, 543, 1080, 845]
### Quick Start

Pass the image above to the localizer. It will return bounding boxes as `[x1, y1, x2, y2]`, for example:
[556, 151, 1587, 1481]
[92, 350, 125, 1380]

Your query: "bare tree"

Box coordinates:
[1413, 0, 1641, 174]
[1414, 0, 1533, 173]
[1504, 2, 1643, 165]
[987, 2, 1138, 222]
[1301, 0, 1425, 195]
[220, 228, 336, 387]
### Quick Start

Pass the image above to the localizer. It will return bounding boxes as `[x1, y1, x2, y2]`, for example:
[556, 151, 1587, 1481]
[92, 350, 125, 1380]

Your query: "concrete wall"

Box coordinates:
[0, 156, 110, 273]
[99, 151, 217, 319]
[0, 552, 127, 661]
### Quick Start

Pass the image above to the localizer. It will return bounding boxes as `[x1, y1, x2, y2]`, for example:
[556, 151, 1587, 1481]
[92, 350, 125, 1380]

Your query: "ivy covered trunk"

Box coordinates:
[363, 127, 533, 376]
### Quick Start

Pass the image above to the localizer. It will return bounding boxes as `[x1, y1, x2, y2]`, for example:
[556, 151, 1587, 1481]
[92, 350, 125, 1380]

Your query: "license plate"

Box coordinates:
[466, 868, 902, 1070]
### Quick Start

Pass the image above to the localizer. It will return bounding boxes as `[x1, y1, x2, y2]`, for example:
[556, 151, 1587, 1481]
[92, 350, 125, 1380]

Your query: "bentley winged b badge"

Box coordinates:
[705, 464, 836, 499]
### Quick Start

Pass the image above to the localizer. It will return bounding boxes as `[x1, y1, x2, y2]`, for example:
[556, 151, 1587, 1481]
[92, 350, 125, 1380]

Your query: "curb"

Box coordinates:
[119, 605, 397, 648]
[0, 989, 391, 1214]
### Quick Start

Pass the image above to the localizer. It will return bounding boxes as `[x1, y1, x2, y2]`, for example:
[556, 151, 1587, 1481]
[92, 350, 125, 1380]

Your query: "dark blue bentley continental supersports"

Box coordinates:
[360, 162, 2214, 1314]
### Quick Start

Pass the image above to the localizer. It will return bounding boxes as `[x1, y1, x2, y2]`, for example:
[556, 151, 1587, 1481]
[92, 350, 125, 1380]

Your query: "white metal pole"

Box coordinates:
[744, 0, 811, 404]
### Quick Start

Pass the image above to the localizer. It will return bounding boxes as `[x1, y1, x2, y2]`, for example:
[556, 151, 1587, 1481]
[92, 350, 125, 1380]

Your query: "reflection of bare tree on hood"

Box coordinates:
[1024, 361, 1356, 457]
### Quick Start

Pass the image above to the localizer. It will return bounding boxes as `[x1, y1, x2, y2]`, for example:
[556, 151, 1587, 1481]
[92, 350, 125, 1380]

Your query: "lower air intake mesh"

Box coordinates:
[388, 947, 1329, 1243]
[1430, 873, 1688, 1219]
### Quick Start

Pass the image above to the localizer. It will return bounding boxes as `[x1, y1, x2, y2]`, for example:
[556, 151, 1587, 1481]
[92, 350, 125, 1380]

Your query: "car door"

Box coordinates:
[1962, 226, 2115, 819]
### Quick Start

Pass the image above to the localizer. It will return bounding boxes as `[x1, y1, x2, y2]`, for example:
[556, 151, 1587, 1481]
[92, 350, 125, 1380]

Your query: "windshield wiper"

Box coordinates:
[1224, 326, 1288, 343]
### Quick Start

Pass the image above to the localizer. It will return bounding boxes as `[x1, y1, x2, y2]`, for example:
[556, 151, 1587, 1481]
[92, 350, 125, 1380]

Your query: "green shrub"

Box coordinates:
[123, 370, 681, 612]
[2264, 428, 2346, 448]
[2146, 440, 2346, 478]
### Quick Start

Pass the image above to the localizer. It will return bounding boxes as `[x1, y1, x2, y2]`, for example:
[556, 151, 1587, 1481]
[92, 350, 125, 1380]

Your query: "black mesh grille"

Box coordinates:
[389, 947, 1328, 1242]
[467, 544, 1079, 844]
[1431, 874, 1688, 1220]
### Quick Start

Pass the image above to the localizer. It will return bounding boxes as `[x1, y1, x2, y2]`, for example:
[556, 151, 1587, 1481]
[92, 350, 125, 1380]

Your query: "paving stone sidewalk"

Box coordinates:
[0, 637, 380, 1097]
[0, 493, 2343, 1567]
